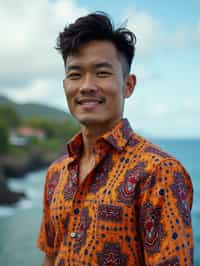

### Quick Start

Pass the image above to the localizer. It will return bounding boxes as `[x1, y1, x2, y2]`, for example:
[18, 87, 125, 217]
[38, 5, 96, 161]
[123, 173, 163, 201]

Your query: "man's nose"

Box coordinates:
[79, 74, 98, 94]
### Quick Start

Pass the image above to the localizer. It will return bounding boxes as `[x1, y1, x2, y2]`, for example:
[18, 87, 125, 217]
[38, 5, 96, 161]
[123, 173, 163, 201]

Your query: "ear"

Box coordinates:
[124, 74, 136, 98]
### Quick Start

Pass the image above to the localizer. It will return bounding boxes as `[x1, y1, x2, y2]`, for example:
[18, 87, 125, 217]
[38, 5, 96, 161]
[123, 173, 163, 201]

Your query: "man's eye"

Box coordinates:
[67, 73, 81, 80]
[97, 71, 111, 77]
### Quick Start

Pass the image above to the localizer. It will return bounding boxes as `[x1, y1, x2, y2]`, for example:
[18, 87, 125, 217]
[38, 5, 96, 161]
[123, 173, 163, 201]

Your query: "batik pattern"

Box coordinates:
[57, 258, 65, 266]
[117, 162, 147, 205]
[144, 146, 170, 158]
[74, 207, 91, 253]
[121, 118, 133, 140]
[63, 162, 78, 201]
[140, 201, 166, 255]
[171, 171, 191, 226]
[155, 257, 180, 266]
[89, 154, 113, 193]
[97, 204, 123, 222]
[62, 213, 70, 245]
[37, 119, 193, 265]
[47, 170, 60, 205]
[45, 221, 55, 248]
[97, 242, 127, 266]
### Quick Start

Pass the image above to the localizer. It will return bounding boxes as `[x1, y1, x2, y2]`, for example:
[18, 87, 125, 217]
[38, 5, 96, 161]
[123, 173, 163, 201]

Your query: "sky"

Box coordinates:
[0, 0, 200, 138]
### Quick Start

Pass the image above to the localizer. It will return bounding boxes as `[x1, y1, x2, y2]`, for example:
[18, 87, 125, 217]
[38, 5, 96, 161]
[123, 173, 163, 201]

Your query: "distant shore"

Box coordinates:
[0, 149, 64, 205]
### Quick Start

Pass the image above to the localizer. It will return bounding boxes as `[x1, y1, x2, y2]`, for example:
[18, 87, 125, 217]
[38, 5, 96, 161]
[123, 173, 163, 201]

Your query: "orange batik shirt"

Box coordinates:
[37, 119, 193, 265]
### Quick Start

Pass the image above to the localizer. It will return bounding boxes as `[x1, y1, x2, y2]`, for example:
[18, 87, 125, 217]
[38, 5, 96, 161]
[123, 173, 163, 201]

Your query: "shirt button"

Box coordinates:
[74, 208, 80, 215]
[70, 232, 77, 238]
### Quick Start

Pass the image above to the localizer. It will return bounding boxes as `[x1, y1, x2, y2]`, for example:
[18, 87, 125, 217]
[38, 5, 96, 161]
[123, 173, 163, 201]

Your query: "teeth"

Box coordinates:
[78, 99, 103, 104]
[81, 101, 99, 104]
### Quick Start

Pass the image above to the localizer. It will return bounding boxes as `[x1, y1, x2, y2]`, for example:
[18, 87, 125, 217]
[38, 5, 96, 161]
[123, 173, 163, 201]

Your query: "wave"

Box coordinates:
[0, 206, 15, 217]
[0, 197, 36, 218]
[0, 170, 45, 218]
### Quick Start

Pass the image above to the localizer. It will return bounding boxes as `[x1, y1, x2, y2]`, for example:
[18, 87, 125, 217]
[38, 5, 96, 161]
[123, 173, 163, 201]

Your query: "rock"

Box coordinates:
[2, 149, 63, 178]
[0, 175, 26, 205]
[0, 148, 63, 205]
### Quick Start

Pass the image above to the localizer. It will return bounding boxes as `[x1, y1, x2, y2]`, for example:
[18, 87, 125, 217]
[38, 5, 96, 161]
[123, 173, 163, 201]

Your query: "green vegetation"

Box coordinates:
[24, 117, 78, 140]
[0, 120, 9, 154]
[0, 105, 21, 128]
[0, 95, 79, 156]
[0, 95, 70, 120]
[0, 104, 20, 154]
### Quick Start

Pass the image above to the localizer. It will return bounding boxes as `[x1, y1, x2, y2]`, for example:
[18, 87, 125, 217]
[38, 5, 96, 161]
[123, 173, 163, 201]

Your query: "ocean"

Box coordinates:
[0, 139, 199, 265]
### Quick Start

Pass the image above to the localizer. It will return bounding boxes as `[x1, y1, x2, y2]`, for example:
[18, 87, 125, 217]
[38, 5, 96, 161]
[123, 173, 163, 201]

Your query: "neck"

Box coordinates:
[80, 119, 120, 159]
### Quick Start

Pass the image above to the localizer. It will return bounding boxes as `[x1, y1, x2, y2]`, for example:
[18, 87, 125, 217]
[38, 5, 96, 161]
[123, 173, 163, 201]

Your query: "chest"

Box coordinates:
[49, 154, 146, 265]
[49, 153, 147, 227]
[79, 156, 95, 184]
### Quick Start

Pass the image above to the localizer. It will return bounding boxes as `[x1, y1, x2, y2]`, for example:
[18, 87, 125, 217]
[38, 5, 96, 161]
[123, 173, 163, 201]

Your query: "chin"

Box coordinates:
[75, 115, 107, 126]
[79, 118, 101, 126]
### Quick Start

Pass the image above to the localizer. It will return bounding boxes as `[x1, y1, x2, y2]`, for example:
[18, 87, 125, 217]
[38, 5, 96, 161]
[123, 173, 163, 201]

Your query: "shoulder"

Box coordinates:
[127, 133, 192, 183]
[49, 153, 69, 169]
[128, 132, 174, 168]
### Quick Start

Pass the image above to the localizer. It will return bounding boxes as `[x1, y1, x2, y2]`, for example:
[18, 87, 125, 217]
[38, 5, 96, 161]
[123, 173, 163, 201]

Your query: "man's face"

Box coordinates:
[63, 40, 135, 129]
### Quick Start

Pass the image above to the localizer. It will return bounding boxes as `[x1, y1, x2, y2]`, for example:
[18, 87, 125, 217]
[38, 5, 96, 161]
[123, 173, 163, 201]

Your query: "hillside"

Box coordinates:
[0, 95, 71, 121]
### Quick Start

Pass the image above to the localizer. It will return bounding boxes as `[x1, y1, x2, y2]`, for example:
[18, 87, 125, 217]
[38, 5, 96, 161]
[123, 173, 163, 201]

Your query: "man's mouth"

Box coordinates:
[76, 97, 105, 105]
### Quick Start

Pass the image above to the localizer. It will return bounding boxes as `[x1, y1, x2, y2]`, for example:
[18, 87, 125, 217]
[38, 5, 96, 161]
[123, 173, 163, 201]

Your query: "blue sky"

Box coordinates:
[0, 0, 199, 138]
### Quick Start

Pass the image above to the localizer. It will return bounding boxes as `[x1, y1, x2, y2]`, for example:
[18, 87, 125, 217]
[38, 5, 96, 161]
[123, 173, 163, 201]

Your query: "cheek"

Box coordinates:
[64, 90, 74, 111]
[64, 85, 76, 102]
[106, 83, 124, 102]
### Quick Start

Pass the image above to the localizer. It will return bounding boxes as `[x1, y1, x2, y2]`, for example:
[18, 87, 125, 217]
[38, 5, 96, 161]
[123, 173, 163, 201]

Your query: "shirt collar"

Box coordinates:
[67, 132, 83, 158]
[102, 118, 133, 151]
[67, 118, 134, 157]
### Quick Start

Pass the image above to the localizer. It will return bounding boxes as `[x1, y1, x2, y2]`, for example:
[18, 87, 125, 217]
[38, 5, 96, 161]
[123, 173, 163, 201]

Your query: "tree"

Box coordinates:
[0, 105, 21, 128]
[0, 120, 8, 154]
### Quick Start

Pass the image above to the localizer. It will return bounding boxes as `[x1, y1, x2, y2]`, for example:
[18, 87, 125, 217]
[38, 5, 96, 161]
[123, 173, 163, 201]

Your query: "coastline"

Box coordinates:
[0, 149, 64, 205]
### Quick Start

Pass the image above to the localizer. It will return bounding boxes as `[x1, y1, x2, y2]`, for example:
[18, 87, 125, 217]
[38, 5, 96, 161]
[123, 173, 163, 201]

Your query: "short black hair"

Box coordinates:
[56, 12, 136, 75]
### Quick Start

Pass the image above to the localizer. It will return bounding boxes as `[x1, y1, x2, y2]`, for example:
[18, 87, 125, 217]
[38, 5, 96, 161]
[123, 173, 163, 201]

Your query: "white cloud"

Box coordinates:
[125, 98, 200, 138]
[1, 2, 199, 138]
[8, 79, 52, 103]
[122, 7, 161, 58]
[0, 0, 88, 88]
[123, 7, 200, 61]
[6, 77, 68, 110]
[1, 1, 198, 92]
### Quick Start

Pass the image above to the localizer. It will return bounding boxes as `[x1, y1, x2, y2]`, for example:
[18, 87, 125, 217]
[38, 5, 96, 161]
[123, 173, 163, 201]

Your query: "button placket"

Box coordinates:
[70, 232, 77, 238]
[74, 208, 80, 215]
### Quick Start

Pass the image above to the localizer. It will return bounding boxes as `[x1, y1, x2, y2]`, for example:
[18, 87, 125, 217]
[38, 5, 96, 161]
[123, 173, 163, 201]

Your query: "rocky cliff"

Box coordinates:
[0, 149, 64, 205]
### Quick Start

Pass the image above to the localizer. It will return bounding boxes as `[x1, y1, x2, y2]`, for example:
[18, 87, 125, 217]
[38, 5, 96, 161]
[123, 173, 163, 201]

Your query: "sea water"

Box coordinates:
[0, 139, 199, 265]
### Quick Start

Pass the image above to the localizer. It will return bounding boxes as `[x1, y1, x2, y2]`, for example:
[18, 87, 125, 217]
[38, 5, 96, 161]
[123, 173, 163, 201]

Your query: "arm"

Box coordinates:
[138, 158, 194, 265]
[42, 255, 55, 266]
[36, 167, 59, 262]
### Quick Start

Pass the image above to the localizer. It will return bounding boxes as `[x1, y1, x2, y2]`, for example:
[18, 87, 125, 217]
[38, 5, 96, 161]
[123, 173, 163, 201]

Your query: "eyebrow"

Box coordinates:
[66, 62, 113, 72]
[93, 62, 113, 70]
[66, 65, 81, 72]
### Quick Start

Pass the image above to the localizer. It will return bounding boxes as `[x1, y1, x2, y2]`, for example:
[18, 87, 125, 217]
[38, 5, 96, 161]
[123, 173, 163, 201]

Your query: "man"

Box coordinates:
[37, 12, 193, 266]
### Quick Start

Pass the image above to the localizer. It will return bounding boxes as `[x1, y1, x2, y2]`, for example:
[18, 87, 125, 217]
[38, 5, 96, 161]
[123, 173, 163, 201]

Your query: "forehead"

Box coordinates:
[66, 40, 121, 69]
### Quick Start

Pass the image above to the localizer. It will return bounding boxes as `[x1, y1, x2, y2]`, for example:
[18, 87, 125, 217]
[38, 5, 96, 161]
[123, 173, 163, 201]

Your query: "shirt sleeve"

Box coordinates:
[138, 158, 194, 266]
[36, 167, 58, 257]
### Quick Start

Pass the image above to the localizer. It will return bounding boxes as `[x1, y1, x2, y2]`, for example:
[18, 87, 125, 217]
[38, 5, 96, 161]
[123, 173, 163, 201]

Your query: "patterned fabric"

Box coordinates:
[97, 204, 123, 222]
[97, 242, 127, 266]
[155, 257, 180, 266]
[117, 162, 147, 205]
[171, 171, 191, 226]
[36, 119, 194, 265]
[89, 153, 114, 193]
[63, 162, 79, 201]
[46, 170, 60, 205]
[139, 201, 166, 255]
[74, 207, 91, 253]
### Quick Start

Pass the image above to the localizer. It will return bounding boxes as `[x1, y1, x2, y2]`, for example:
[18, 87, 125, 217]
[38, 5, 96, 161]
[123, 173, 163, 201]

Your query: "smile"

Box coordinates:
[76, 97, 105, 105]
